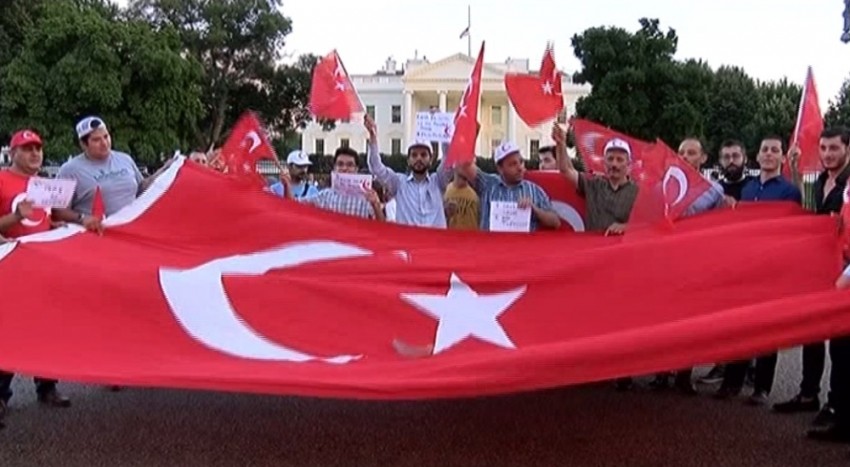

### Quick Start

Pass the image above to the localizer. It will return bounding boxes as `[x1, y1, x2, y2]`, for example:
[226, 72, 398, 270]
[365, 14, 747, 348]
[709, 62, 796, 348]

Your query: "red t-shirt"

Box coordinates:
[0, 170, 51, 238]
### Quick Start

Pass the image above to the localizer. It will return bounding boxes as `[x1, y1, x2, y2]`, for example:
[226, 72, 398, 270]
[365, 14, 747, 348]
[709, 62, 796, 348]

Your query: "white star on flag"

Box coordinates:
[542, 81, 554, 95]
[400, 273, 526, 354]
[334, 81, 346, 91]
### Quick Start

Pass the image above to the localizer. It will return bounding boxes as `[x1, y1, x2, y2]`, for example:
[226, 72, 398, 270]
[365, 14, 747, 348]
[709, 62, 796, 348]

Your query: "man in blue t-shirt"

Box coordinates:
[270, 150, 319, 199]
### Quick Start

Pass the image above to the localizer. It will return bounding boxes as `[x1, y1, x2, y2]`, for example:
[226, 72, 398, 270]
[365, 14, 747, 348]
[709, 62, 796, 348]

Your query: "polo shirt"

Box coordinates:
[577, 174, 638, 232]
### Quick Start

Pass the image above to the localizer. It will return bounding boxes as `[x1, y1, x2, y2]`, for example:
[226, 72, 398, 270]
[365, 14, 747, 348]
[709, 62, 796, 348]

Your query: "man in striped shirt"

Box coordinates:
[279, 147, 384, 221]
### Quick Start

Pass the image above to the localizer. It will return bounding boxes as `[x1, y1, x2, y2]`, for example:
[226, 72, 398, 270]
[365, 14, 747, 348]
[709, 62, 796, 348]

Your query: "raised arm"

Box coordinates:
[364, 114, 400, 196]
[554, 122, 579, 186]
[435, 141, 452, 191]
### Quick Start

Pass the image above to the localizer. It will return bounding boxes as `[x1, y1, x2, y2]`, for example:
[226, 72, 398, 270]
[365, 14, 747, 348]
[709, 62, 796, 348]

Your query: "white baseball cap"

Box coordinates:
[407, 140, 432, 153]
[286, 150, 312, 166]
[76, 116, 107, 140]
[494, 141, 521, 163]
[603, 138, 632, 160]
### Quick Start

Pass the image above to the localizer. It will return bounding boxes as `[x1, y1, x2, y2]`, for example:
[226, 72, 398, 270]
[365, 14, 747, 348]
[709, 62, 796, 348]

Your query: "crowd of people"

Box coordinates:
[1, 113, 850, 454]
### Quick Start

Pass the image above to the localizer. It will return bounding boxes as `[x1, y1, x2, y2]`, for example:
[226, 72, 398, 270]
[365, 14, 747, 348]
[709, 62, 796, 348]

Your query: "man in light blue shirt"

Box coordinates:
[365, 115, 451, 228]
[270, 150, 319, 199]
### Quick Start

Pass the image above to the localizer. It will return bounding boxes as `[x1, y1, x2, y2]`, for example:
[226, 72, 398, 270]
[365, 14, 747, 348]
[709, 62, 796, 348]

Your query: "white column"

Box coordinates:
[438, 90, 447, 112]
[403, 90, 414, 146]
[475, 94, 483, 157]
[507, 102, 517, 145]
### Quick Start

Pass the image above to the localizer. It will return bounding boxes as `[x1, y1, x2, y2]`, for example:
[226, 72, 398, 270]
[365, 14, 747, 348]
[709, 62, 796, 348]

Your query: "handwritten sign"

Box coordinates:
[25, 177, 76, 209]
[489, 201, 531, 232]
[415, 112, 454, 143]
[331, 172, 372, 196]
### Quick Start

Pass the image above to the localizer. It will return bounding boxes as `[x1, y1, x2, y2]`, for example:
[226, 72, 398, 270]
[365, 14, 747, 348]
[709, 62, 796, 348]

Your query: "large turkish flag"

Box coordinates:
[0, 158, 846, 400]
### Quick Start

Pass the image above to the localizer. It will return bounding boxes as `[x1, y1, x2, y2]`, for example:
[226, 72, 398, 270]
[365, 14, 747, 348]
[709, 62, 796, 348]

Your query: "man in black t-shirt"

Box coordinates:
[717, 139, 752, 201]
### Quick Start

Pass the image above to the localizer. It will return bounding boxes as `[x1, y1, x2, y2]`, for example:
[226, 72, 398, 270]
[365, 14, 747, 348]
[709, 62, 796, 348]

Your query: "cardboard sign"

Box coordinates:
[25, 177, 76, 209]
[415, 112, 454, 143]
[331, 172, 372, 196]
[489, 201, 531, 232]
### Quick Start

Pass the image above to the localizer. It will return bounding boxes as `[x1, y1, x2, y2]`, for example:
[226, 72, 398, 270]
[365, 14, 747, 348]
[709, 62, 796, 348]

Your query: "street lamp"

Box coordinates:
[843, 0, 850, 43]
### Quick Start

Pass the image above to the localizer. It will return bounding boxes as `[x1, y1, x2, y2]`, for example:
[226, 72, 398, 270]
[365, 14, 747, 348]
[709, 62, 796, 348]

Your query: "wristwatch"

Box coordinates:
[77, 212, 86, 223]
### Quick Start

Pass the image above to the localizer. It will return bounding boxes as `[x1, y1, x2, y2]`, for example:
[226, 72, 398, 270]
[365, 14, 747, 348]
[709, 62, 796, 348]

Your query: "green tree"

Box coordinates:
[126, 0, 296, 148]
[704, 66, 759, 160]
[826, 75, 850, 128]
[0, 0, 203, 164]
[571, 19, 715, 146]
[750, 78, 801, 147]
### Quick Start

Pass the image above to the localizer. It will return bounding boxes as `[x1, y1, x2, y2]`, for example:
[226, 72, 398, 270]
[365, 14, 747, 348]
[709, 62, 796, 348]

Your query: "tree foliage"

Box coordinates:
[571, 18, 805, 165]
[126, 0, 295, 148]
[0, 0, 203, 164]
[826, 75, 850, 129]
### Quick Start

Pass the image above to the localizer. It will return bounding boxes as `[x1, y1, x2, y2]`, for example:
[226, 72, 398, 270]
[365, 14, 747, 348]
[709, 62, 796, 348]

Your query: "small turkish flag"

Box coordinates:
[91, 186, 105, 219]
[524, 171, 586, 232]
[630, 140, 713, 227]
[505, 44, 564, 127]
[571, 118, 654, 177]
[309, 50, 364, 121]
[446, 42, 485, 165]
[217, 111, 278, 187]
[786, 66, 824, 176]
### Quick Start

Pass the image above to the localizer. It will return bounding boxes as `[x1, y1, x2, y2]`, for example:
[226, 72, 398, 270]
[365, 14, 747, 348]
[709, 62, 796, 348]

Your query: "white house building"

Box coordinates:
[300, 53, 592, 159]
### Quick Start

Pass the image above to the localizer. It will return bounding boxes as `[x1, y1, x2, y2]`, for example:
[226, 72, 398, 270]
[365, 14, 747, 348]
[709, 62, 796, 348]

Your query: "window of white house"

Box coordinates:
[391, 105, 402, 123]
[314, 138, 325, 155]
[391, 139, 402, 155]
[491, 106, 503, 125]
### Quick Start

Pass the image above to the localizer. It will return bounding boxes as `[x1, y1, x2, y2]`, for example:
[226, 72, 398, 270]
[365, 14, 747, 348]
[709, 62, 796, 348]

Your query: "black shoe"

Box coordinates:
[697, 365, 725, 385]
[807, 423, 850, 443]
[107, 386, 122, 392]
[812, 405, 837, 427]
[714, 386, 741, 400]
[37, 389, 70, 408]
[773, 394, 820, 413]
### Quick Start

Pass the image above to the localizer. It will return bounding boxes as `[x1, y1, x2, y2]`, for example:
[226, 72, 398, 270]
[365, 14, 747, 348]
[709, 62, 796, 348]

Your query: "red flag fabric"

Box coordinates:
[217, 111, 277, 187]
[571, 119, 654, 177]
[91, 186, 105, 219]
[504, 45, 564, 127]
[447, 42, 485, 165]
[629, 140, 713, 227]
[0, 159, 844, 400]
[308, 50, 364, 121]
[786, 66, 824, 176]
[523, 171, 586, 232]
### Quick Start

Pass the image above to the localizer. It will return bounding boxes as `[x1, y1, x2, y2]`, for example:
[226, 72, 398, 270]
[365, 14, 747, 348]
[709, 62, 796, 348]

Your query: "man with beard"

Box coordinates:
[777, 127, 850, 441]
[0, 130, 72, 427]
[717, 139, 752, 201]
[365, 115, 452, 228]
[270, 150, 319, 199]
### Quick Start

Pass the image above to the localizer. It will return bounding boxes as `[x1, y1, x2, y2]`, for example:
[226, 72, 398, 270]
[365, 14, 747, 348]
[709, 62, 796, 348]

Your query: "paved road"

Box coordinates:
[0, 348, 847, 466]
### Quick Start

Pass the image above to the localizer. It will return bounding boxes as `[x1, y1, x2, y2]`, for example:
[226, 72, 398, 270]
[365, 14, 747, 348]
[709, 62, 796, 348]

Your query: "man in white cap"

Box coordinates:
[364, 115, 451, 228]
[54, 116, 171, 232]
[456, 141, 560, 232]
[270, 150, 319, 199]
[554, 124, 638, 236]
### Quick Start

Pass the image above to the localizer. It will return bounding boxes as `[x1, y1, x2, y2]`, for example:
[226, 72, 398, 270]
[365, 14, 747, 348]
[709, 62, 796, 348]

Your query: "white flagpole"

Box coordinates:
[467, 5, 472, 57]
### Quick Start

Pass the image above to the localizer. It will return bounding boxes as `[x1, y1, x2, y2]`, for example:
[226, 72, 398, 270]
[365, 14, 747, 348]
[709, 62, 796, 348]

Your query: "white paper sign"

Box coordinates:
[331, 172, 372, 196]
[415, 112, 455, 143]
[489, 201, 531, 232]
[25, 177, 77, 209]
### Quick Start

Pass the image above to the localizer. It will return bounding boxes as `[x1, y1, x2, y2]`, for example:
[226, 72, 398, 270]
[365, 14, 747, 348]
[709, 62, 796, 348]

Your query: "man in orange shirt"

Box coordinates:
[0, 129, 72, 427]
